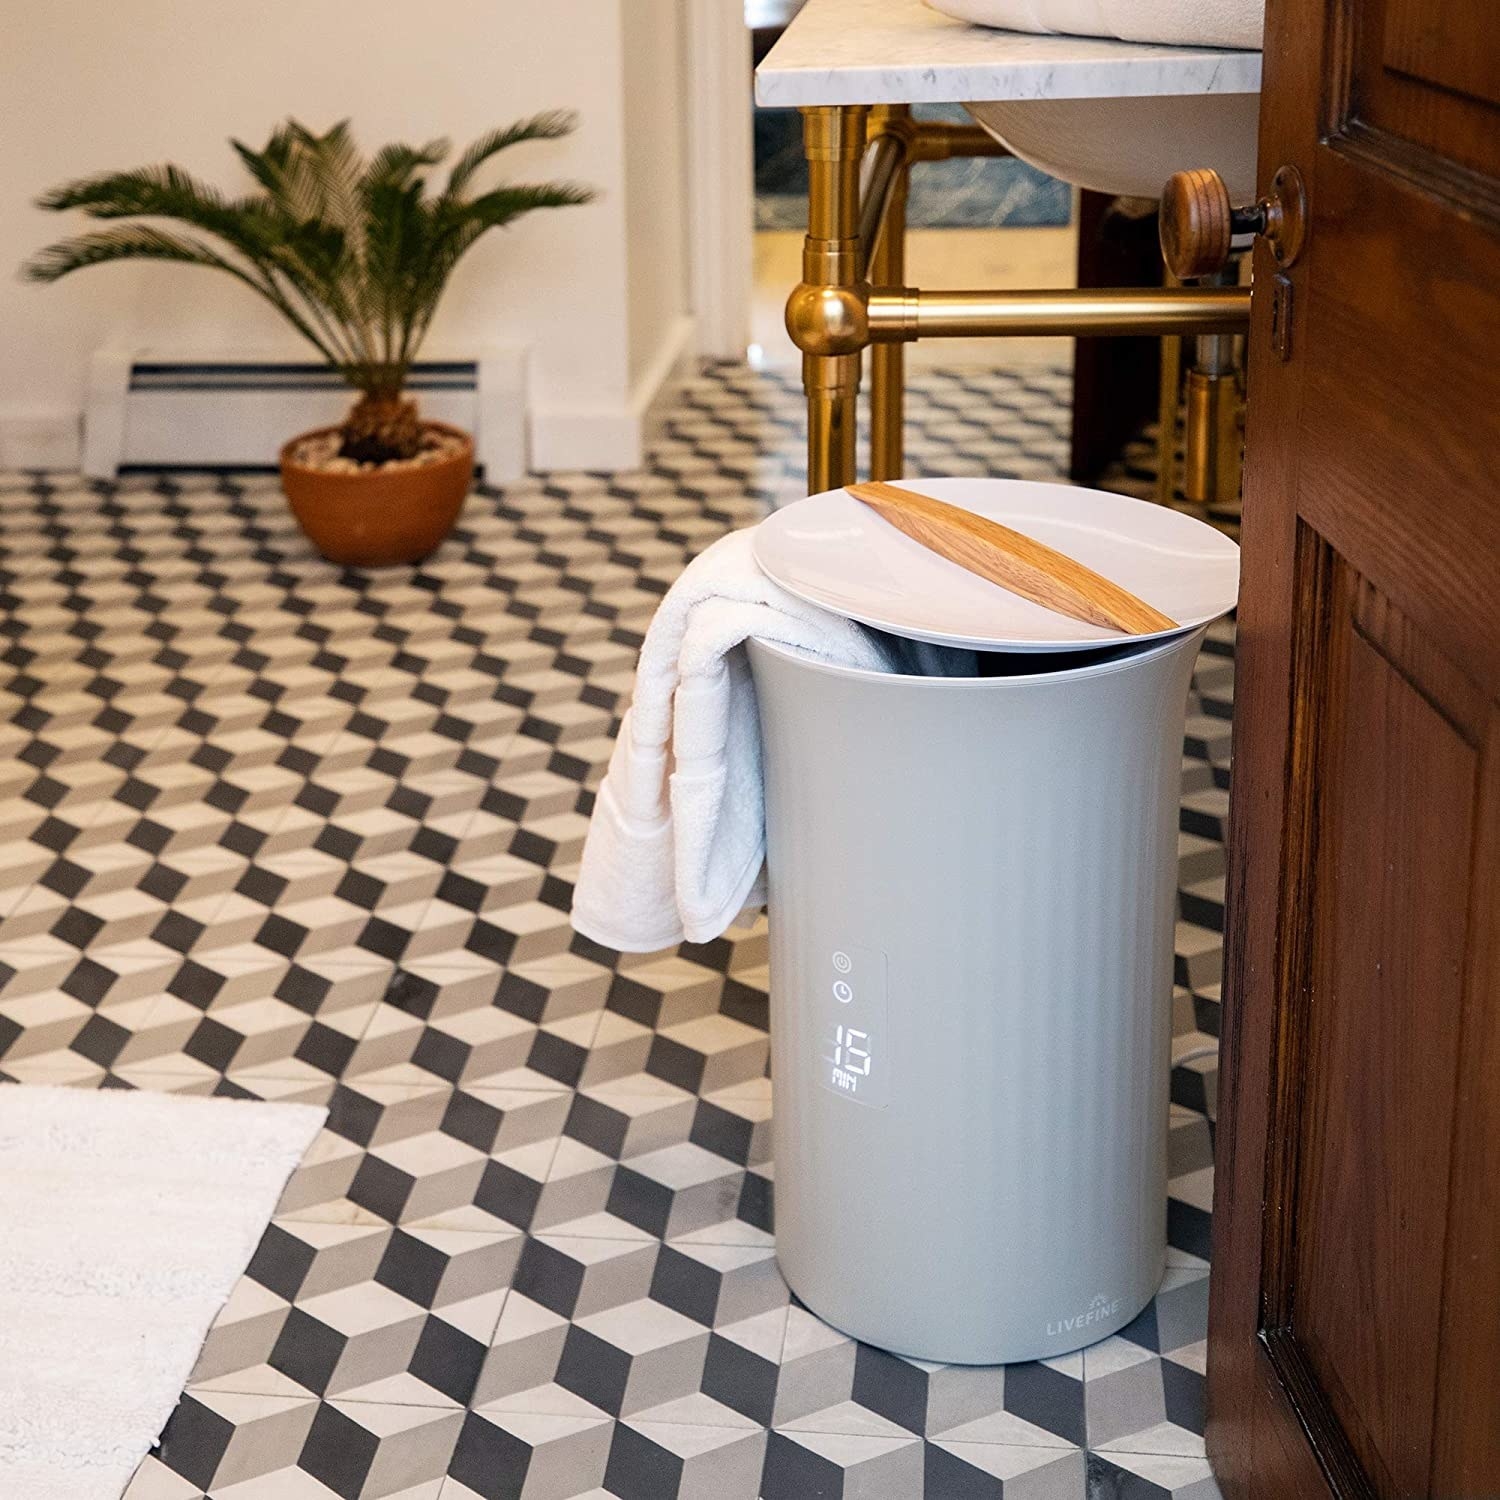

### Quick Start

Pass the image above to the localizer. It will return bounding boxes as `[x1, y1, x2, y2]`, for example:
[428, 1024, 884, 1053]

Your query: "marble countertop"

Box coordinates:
[755, 0, 1262, 106]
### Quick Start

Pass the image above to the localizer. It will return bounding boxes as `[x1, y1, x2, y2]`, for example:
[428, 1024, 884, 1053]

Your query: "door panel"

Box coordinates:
[1206, 0, 1500, 1494]
[1430, 722, 1500, 1492]
[1353, 0, 1500, 181]
[1283, 557, 1483, 1498]
[1382, 0, 1500, 111]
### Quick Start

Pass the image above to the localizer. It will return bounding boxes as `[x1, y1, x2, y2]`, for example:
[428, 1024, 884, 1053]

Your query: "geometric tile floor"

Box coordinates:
[0, 361, 1229, 1498]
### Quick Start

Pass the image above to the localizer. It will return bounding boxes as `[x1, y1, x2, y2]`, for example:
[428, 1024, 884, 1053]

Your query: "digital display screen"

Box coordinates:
[818, 942, 889, 1109]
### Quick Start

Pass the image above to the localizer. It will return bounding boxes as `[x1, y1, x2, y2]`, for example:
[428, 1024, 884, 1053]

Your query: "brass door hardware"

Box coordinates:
[1155, 164, 1307, 498]
[1159, 165, 1307, 281]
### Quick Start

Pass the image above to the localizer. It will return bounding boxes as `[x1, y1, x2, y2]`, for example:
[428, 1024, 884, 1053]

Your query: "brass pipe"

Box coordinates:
[907, 122, 1011, 161]
[806, 352, 864, 495]
[1156, 328, 1182, 505]
[1156, 268, 1182, 505]
[869, 153, 909, 480]
[1183, 370, 1241, 503]
[792, 106, 868, 492]
[867, 286, 1251, 341]
[1183, 365, 1241, 505]
[804, 106, 865, 243]
[858, 131, 909, 266]
[1182, 266, 1243, 506]
[860, 118, 1001, 257]
[854, 108, 1010, 481]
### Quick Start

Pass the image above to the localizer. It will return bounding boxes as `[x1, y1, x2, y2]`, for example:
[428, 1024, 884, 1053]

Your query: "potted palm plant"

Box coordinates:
[25, 117, 594, 566]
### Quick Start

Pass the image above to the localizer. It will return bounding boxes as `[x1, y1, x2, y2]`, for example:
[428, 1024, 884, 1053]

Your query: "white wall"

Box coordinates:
[1, 0, 695, 471]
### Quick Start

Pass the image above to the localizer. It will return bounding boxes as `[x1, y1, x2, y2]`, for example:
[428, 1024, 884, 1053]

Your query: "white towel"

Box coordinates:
[571, 526, 971, 952]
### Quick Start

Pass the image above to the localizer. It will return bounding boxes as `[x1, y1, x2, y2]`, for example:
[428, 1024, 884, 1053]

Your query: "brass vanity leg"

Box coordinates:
[805, 352, 862, 494]
[790, 105, 868, 493]
[1156, 271, 1182, 505]
[869, 109, 910, 481]
[1181, 265, 1242, 507]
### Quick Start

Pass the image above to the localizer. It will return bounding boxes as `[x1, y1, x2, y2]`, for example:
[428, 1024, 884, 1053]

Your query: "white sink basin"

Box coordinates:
[965, 91, 1260, 202]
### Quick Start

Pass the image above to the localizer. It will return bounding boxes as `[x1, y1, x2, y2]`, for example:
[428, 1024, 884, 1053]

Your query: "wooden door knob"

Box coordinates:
[1159, 165, 1307, 281]
[1160, 168, 1235, 279]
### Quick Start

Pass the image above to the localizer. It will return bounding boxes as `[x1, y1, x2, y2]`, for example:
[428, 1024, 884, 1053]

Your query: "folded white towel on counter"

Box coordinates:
[926, 0, 1264, 51]
[571, 526, 970, 953]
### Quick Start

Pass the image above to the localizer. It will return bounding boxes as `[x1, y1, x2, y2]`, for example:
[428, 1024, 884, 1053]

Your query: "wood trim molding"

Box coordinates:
[684, 0, 754, 359]
[1261, 1331, 1378, 1499]
[1330, 122, 1500, 225]
[1259, 524, 1339, 1333]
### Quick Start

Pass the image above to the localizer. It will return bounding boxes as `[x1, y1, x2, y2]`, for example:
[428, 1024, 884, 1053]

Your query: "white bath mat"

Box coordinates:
[0, 1084, 326, 1500]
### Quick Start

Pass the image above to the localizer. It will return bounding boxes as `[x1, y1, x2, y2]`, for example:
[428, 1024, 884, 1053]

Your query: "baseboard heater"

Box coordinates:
[83, 345, 527, 482]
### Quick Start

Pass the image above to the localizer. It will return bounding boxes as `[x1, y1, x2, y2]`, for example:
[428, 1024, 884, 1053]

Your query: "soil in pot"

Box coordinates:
[280, 420, 474, 568]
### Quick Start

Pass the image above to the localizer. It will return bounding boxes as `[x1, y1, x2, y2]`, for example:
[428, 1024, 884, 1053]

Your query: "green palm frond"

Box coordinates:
[35, 165, 272, 259]
[261, 124, 336, 224]
[293, 120, 365, 237]
[363, 139, 450, 198]
[25, 113, 595, 400]
[443, 110, 577, 198]
[23, 224, 258, 286]
[451, 181, 596, 230]
[229, 123, 300, 197]
[38, 162, 222, 217]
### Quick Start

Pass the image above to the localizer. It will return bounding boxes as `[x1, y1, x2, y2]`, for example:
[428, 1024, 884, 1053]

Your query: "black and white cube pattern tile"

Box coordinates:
[0, 362, 1229, 1500]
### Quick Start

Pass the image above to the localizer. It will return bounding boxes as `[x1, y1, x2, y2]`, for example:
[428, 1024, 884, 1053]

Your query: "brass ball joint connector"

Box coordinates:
[785, 275, 870, 359]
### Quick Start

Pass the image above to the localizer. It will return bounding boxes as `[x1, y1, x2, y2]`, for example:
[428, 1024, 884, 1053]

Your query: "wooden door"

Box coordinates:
[1208, 1, 1500, 1497]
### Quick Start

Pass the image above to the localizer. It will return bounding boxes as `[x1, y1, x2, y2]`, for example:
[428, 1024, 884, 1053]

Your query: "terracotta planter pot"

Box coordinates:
[280, 421, 474, 567]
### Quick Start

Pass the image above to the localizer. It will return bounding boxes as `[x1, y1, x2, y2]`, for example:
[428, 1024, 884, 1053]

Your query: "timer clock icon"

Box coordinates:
[817, 943, 887, 1110]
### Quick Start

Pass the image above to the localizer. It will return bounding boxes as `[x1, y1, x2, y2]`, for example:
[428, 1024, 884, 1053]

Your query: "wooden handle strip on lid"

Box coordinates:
[844, 480, 1179, 636]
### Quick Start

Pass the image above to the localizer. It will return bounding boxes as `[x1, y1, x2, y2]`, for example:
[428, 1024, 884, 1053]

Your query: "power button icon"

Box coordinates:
[831, 951, 853, 974]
